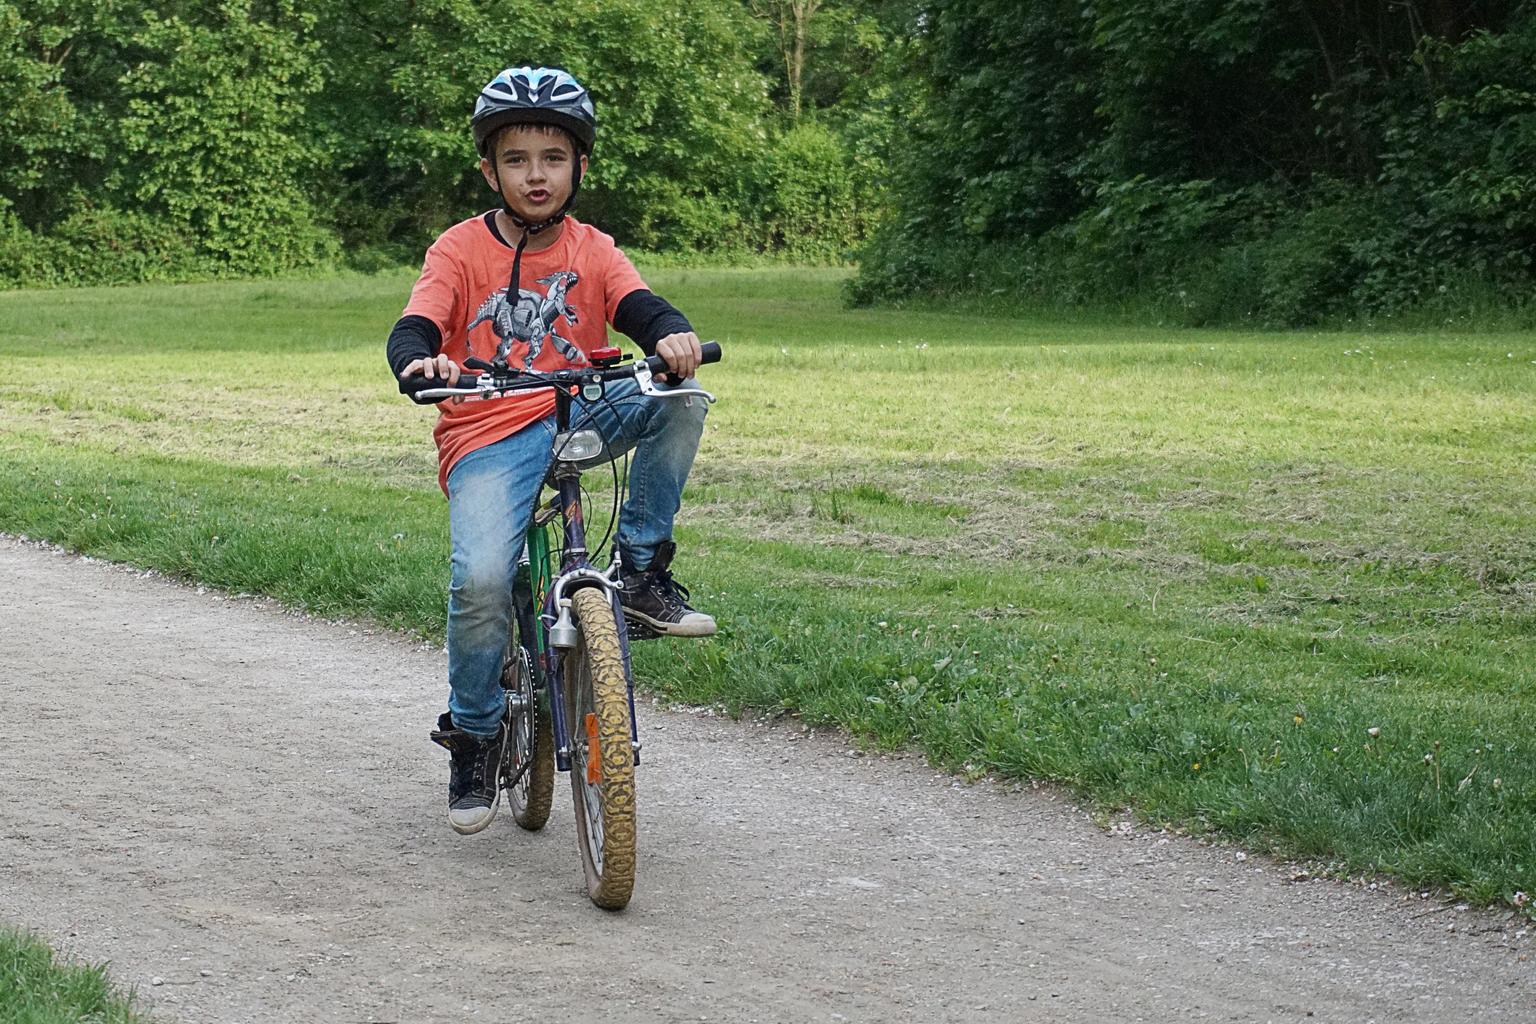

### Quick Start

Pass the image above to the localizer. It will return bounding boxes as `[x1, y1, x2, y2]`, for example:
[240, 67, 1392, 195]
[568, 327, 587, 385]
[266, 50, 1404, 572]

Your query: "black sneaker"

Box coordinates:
[620, 541, 717, 638]
[429, 712, 507, 835]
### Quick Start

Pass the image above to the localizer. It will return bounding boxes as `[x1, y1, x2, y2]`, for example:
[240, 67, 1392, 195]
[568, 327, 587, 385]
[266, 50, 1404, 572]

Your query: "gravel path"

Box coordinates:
[2, 538, 1532, 1023]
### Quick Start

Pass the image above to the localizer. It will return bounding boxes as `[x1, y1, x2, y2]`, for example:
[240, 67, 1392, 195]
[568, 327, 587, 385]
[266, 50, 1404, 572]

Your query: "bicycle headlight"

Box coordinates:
[554, 429, 605, 462]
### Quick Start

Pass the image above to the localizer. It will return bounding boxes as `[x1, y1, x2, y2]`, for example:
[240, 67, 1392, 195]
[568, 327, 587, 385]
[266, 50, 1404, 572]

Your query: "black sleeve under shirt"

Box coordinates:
[386, 315, 443, 391]
[612, 289, 692, 357]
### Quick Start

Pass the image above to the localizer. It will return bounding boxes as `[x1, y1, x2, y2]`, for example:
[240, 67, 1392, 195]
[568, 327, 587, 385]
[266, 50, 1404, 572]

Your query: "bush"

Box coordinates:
[599, 177, 752, 255]
[1181, 186, 1387, 327]
[0, 211, 60, 288]
[51, 206, 215, 285]
[0, 205, 215, 288]
[854, 4, 1536, 327]
[851, 176, 1536, 329]
[753, 120, 867, 262]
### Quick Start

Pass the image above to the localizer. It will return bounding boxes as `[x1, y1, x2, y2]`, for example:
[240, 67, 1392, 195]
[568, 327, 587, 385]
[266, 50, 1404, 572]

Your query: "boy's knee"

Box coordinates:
[451, 549, 516, 608]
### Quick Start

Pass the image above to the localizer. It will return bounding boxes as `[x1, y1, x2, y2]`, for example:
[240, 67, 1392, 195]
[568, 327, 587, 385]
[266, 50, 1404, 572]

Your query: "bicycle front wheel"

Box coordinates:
[565, 586, 637, 909]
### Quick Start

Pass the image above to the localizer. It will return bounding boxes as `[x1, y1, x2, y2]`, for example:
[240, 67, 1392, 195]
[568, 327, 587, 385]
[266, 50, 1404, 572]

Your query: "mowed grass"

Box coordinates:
[0, 929, 150, 1023]
[1, 267, 1533, 908]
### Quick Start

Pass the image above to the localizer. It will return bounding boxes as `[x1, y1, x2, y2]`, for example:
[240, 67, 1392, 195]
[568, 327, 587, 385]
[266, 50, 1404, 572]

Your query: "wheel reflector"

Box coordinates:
[585, 712, 601, 783]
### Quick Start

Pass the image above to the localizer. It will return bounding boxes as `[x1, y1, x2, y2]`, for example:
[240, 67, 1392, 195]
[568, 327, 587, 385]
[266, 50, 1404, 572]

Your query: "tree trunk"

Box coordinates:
[788, 0, 820, 120]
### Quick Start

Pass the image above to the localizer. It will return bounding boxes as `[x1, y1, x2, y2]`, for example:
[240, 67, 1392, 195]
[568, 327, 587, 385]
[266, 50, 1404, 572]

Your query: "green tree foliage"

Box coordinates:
[0, 3, 81, 221]
[14, 0, 1528, 316]
[120, 1, 334, 274]
[743, 0, 907, 259]
[0, 1, 137, 229]
[1, 0, 333, 284]
[855, 1, 1536, 325]
[2, 0, 896, 285]
[312, 0, 773, 258]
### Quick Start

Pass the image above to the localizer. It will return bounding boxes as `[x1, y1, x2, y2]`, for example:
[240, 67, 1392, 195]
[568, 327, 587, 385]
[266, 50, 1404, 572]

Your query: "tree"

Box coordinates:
[119, 0, 332, 272]
[752, 0, 821, 119]
[312, 0, 771, 254]
[855, 0, 1536, 324]
[0, 0, 139, 228]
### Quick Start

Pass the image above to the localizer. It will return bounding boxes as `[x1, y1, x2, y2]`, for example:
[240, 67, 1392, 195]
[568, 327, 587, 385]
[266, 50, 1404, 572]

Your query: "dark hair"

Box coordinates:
[484, 121, 580, 161]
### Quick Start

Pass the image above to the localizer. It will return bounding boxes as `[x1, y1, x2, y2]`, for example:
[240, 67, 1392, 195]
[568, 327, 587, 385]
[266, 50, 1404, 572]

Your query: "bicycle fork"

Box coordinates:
[532, 471, 642, 775]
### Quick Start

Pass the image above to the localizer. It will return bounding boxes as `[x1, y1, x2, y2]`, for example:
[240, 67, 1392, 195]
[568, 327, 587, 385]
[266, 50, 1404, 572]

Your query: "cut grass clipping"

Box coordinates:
[1, 267, 1532, 910]
[0, 928, 150, 1024]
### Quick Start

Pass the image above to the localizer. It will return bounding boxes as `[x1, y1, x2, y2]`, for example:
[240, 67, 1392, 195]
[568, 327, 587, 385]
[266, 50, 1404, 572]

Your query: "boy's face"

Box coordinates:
[480, 124, 587, 223]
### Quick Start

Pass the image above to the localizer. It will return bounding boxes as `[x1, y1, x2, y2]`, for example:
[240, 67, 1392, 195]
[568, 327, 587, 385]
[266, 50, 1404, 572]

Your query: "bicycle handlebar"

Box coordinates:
[400, 341, 722, 404]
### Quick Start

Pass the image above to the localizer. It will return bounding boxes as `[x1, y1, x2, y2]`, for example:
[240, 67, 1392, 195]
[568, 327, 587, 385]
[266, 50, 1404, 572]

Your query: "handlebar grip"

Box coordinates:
[643, 340, 723, 376]
[399, 372, 480, 403]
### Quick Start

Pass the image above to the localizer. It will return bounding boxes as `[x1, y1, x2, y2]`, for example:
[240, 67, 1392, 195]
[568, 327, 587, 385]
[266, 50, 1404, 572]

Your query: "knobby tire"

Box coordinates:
[503, 641, 555, 831]
[566, 586, 637, 910]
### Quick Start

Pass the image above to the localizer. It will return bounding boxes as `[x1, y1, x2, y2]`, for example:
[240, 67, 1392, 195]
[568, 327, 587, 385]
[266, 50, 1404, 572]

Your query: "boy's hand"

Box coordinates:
[655, 332, 702, 382]
[400, 354, 462, 386]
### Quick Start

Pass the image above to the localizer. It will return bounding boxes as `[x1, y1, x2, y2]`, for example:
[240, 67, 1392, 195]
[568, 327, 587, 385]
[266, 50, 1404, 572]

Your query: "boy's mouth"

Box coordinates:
[525, 190, 551, 204]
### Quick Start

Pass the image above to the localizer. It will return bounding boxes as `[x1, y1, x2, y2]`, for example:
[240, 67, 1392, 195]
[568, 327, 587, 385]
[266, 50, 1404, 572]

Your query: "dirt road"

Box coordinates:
[1, 537, 1531, 1023]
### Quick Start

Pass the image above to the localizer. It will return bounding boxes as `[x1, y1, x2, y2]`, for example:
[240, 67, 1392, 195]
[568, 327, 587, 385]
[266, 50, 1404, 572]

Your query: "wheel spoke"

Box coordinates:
[504, 642, 554, 831]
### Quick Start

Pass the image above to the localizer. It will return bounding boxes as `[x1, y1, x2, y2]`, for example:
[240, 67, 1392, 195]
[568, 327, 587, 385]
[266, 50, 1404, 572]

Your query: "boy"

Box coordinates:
[386, 66, 715, 835]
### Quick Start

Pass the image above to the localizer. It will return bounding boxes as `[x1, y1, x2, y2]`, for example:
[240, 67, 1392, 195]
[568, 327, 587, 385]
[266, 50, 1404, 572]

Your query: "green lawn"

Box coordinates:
[0, 929, 150, 1024]
[2, 267, 1533, 908]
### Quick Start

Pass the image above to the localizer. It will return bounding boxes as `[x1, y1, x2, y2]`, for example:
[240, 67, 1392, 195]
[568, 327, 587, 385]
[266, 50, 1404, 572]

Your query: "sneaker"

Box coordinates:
[620, 541, 717, 638]
[429, 712, 507, 835]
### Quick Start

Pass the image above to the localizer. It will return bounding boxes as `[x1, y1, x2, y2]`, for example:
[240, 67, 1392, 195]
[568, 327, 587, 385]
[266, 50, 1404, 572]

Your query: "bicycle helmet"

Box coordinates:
[473, 66, 596, 158]
[473, 67, 598, 323]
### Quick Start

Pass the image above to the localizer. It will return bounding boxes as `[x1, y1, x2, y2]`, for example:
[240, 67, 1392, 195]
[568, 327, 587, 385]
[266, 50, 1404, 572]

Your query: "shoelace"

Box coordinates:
[652, 567, 692, 610]
[457, 737, 496, 792]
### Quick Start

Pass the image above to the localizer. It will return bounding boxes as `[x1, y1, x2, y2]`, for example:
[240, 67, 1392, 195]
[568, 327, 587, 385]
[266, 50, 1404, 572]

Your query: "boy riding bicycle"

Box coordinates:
[386, 66, 716, 835]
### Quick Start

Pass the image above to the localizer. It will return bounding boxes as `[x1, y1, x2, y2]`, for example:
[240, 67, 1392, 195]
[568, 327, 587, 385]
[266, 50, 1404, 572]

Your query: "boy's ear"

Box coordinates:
[579, 152, 589, 177]
[479, 155, 498, 192]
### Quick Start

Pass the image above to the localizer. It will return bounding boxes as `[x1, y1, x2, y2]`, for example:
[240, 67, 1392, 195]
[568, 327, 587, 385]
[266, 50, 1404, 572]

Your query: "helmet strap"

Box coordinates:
[504, 228, 530, 321]
[491, 160, 583, 237]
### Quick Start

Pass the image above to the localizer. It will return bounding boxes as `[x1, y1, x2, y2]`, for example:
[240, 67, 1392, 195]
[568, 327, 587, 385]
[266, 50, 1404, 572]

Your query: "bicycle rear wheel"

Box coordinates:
[565, 586, 637, 909]
[502, 643, 554, 831]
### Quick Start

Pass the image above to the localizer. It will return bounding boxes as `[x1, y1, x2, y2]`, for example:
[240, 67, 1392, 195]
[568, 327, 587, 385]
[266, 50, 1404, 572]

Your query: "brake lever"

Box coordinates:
[635, 362, 716, 403]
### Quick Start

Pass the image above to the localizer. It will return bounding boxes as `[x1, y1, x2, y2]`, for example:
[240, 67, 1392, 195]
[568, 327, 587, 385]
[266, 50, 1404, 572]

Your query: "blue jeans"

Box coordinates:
[442, 378, 708, 736]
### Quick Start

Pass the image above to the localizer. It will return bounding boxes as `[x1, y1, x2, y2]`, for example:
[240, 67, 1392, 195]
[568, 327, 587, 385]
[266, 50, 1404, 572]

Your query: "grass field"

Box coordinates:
[2, 267, 1533, 909]
[0, 929, 149, 1023]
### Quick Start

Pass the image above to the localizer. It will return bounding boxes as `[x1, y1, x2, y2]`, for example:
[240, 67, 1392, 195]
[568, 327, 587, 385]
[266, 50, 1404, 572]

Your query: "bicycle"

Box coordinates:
[405, 341, 721, 910]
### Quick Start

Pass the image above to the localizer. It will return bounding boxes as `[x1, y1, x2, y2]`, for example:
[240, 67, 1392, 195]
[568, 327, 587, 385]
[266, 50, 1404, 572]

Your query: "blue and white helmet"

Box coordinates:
[472, 66, 597, 156]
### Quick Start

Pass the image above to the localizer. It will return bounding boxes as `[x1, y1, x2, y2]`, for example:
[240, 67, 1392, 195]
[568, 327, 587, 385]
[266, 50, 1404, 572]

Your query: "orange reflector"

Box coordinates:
[584, 712, 601, 784]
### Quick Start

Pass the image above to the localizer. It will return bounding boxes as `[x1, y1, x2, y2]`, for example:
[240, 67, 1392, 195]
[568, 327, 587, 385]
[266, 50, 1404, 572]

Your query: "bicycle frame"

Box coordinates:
[405, 340, 719, 907]
[409, 343, 716, 779]
[521, 383, 640, 775]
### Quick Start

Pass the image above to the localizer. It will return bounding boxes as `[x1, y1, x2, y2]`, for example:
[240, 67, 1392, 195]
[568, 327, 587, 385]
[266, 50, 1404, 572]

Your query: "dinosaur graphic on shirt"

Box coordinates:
[466, 270, 586, 369]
